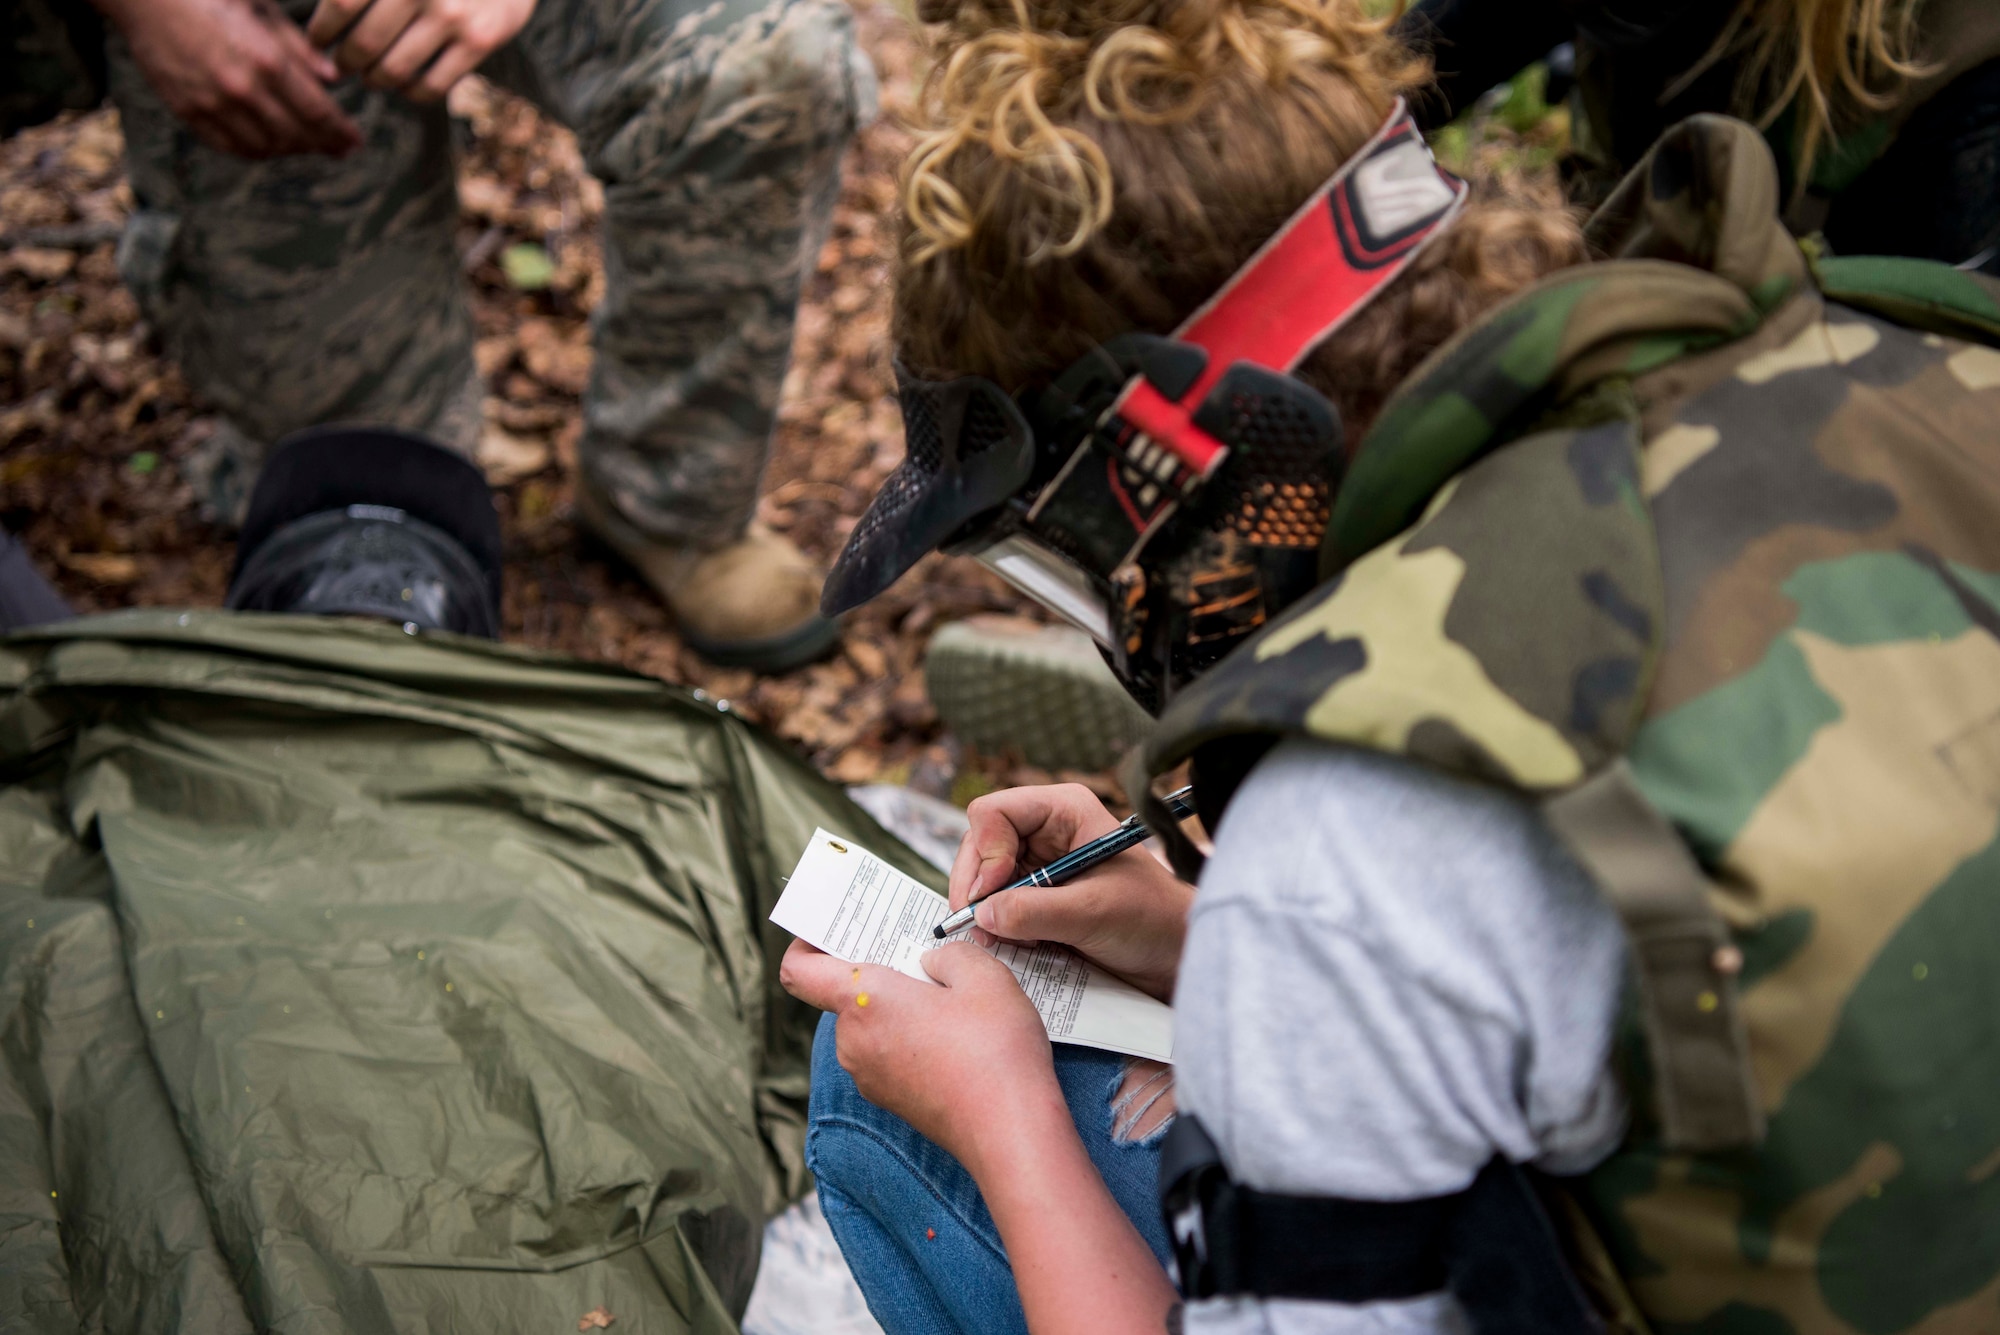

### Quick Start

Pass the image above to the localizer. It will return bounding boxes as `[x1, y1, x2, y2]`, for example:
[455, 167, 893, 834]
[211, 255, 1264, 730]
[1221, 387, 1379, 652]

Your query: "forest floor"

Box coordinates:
[0, 5, 1563, 807]
[0, 0, 1106, 807]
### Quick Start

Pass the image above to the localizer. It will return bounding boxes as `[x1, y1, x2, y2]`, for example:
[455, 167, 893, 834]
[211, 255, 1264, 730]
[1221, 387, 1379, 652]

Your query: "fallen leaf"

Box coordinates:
[502, 243, 555, 290]
[474, 335, 516, 378]
[64, 118, 122, 176]
[844, 637, 888, 679]
[517, 318, 591, 394]
[828, 748, 881, 784]
[457, 174, 513, 221]
[477, 425, 551, 486]
[60, 553, 140, 583]
[577, 1307, 616, 1331]
[5, 247, 76, 281]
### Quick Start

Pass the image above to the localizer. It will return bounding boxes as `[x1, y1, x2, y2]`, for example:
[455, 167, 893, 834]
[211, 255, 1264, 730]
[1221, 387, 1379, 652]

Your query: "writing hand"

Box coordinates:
[99, 0, 360, 159]
[948, 783, 1192, 1001]
[306, 0, 537, 103]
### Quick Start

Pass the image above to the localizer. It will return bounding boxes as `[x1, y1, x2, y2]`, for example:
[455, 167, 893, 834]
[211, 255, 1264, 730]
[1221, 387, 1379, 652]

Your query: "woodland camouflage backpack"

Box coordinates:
[1139, 115, 2000, 1333]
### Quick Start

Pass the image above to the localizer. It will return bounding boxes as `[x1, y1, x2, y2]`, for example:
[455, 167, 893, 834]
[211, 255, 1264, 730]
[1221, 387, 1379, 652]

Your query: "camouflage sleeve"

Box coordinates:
[1146, 416, 1663, 805]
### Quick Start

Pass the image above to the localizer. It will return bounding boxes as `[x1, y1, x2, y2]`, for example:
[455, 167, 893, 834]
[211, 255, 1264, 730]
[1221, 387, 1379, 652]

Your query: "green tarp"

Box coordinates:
[0, 610, 941, 1334]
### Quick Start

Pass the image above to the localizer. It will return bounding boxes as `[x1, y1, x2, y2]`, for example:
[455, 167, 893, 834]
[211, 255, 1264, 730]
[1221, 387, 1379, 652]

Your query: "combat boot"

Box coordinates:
[577, 483, 841, 672]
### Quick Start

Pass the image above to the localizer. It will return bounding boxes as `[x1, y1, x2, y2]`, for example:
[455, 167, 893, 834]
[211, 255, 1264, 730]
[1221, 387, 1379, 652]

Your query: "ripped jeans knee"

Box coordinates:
[1110, 1057, 1176, 1145]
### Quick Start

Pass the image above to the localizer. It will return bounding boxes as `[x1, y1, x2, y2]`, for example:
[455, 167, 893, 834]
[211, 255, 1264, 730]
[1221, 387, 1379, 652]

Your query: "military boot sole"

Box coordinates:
[924, 617, 1153, 772]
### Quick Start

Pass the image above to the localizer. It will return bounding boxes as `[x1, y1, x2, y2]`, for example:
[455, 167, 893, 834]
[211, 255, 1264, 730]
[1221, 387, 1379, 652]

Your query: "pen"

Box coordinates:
[932, 786, 1197, 939]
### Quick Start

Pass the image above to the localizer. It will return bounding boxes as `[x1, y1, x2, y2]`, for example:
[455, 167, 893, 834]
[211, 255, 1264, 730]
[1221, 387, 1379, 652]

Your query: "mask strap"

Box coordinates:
[1109, 98, 1468, 495]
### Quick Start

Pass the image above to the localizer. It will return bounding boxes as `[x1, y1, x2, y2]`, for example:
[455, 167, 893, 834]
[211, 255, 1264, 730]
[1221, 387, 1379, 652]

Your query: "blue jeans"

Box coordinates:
[805, 1012, 1172, 1335]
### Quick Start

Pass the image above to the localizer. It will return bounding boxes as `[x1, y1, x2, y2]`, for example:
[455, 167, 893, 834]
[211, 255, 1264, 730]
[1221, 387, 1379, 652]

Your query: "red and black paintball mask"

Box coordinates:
[823, 101, 1466, 711]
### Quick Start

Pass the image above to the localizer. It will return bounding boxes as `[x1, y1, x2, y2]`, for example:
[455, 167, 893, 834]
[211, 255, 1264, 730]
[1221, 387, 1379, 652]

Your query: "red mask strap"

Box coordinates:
[1110, 98, 1467, 484]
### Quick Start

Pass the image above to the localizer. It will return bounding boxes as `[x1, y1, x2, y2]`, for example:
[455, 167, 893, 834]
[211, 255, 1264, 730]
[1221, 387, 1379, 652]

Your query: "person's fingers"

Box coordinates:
[945, 822, 1002, 912]
[975, 870, 1141, 945]
[272, 16, 347, 92]
[920, 939, 1013, 989]
[952, 784, 1120, 908]
[777, 939, 850, 1011]
[972, 883, 1055, 945]
[954, 791, 1057, 906]
[304, 0, 371, 49]
[268, 47, 362, 153]
[336, 0, 423, 76]
[219, 99, 282, 157]
[779, 941, 920, 1016]
[284, 24, 343, 82]
[185, 111, 259, 159]
[365, 11, 449, 89]
[407, 38, 484, 102]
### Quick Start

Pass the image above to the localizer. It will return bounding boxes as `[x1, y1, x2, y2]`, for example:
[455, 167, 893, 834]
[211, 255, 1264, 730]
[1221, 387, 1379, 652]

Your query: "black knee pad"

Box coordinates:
[226, 426, 504, 639]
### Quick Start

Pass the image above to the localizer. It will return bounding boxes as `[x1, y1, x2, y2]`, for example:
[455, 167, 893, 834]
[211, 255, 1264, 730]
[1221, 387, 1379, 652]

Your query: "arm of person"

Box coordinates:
[304, 0, 537, 103]
[781, 939, 1178, 1335]
[93, 0, 359, 158]
[947, 783, 1193, 1002]
[1174, 738, 1630, 1330]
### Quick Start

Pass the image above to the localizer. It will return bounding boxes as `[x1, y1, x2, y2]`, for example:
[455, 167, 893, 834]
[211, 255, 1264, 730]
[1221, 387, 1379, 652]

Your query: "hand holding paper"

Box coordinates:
[772, 829, 1173, 1063]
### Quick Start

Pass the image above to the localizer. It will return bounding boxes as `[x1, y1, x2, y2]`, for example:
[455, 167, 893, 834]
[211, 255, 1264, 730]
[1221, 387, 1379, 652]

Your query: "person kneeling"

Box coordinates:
[780, 0, 2000, 1331]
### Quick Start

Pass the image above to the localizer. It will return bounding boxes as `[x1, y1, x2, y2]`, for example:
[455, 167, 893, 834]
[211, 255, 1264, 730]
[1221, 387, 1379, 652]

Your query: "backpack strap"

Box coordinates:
[1811, 253, 2000, 346]
[1542, 761, 1764, 1152]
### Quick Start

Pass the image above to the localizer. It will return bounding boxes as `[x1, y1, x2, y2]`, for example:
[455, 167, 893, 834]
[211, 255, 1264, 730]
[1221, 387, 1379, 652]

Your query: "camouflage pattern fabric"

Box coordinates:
[1143, 116, 2000, 1332]
[105, 0, 873, 537]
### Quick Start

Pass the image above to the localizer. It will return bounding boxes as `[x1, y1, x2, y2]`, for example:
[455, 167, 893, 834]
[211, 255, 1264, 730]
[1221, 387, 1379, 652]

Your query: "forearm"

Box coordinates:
[964, 1093, 1177, 1335]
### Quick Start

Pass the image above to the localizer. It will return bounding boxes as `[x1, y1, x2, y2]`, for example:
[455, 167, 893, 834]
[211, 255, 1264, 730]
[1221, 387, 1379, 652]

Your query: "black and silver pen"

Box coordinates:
[931, 786, 1196, 939]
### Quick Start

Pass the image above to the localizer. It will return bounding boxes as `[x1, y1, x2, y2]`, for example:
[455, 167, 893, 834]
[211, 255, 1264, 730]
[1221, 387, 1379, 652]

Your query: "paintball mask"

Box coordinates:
[823, 101, 1467, 710]
[227, 426, 505, 638]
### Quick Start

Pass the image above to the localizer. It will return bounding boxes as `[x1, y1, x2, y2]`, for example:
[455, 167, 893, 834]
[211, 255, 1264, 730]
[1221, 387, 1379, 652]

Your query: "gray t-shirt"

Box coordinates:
[1174, 738, 1630, 1334]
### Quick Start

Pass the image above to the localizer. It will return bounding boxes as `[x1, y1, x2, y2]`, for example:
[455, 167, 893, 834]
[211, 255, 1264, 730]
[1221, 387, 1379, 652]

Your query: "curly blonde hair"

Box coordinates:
[893, 0, 1588, 437]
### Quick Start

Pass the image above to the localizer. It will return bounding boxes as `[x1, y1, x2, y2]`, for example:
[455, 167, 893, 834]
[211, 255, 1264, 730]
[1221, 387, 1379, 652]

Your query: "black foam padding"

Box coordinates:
[1142, 340, 1209, 402]
[233, 426, 503, 608]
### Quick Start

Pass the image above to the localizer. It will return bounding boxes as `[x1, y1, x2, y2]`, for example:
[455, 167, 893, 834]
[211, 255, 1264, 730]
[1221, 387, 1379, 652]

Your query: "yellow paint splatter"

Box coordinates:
[1696, 991, 1720, 1013]
[155, 1010, 164, 1020]
[417, 950, 425, 960]
[445, 983, 454, 993]
[856, 993, 871, 1008]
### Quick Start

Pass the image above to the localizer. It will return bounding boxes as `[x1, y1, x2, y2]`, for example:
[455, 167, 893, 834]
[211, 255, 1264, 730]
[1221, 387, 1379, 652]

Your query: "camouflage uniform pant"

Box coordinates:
[106, 0, 873, 544]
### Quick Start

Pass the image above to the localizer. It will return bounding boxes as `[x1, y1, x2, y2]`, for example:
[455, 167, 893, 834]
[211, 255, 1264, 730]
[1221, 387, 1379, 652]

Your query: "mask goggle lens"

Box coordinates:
[968, 532, 1114, 647]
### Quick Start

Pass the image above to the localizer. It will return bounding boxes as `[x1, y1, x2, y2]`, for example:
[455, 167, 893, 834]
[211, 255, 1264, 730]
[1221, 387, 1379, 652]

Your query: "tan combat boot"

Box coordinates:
[577, 483, 841, 671]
